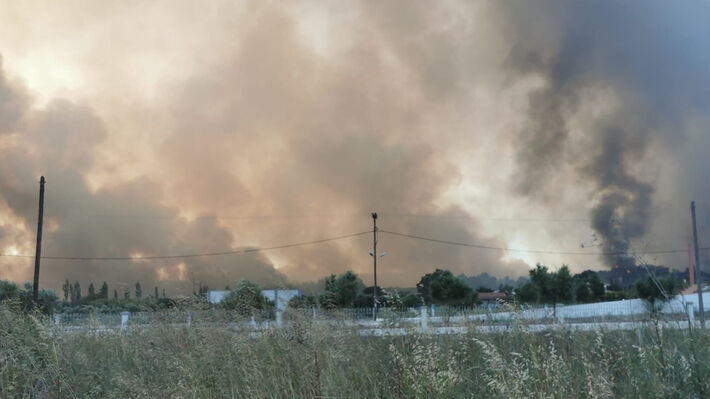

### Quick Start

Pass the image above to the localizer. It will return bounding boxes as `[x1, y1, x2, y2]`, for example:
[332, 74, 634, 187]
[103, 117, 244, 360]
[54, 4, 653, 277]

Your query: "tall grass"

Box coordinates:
[1, 305, 709, 398]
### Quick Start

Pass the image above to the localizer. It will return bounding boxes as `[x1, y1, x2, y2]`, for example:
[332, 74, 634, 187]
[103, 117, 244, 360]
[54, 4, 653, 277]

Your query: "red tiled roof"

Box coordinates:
[478, 292, 506, 300]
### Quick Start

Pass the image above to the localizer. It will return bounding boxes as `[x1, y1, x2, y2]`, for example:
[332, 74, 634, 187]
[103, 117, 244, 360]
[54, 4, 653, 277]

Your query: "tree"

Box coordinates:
[635, 276, 680, 314]
[551, 266, 574, 304]
[416, 269, 477, 306]
[88, 283, 96, 300]
[62, 279, 71, 301]
[99, 282, 109, 299]
[114, 289, 118, 300]
[528, 264, 575, 315]
[402, 293, 423, 307]
[318, 272, 365, 308]
[72, 281, 81, 303]
[335, 271, 364, 307]
[0, 280, 20, 302]
[221, 279, 273, 316]
[135, 282, 142, 299]
[318, 274, 338, 308]
[529, 264, 552, 303]
[516, 282, 538, 303]
[124, 287, 130, 299]
[154, 286, 159, 299]
[288, 294, 317, 308]
[0, 281, 57, 313]
[381, 289, 403, 308]
[573, 271, 605, 303]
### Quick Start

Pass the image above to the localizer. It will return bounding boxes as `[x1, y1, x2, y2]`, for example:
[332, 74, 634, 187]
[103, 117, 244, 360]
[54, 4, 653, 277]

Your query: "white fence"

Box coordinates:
[49, 294, 709, 335]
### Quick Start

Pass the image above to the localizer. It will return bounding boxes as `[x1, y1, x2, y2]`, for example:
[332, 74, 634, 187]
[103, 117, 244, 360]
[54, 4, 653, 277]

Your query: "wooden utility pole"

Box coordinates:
[32, 176, 46, 303]
[372, 212, 378, 321]
[691, 201, 705, 328]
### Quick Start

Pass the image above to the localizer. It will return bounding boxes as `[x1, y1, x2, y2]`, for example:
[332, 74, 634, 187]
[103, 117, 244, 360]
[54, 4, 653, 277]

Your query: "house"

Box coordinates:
[207, 289, 302, 311]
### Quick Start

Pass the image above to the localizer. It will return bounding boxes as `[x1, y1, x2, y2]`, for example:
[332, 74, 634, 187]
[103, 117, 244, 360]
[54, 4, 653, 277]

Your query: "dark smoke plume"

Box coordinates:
[505, 1, 709, 268]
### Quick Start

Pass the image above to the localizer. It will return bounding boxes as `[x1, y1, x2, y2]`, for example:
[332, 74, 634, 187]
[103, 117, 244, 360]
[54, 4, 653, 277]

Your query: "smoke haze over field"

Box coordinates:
[0, 1, 708, 292]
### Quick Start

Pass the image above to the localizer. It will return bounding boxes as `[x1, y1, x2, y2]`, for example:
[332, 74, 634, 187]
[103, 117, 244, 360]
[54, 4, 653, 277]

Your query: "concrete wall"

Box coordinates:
[206, 289, 302, 311]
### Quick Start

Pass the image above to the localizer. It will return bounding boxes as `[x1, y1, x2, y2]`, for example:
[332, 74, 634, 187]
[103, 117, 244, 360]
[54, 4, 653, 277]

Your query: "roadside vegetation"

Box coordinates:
[1, 301, 709, 398]
[0, 264, 694, 397]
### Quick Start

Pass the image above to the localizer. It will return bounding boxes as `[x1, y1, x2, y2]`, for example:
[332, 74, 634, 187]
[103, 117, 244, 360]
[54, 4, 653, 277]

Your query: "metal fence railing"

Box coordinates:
[46, 296, 703, 334]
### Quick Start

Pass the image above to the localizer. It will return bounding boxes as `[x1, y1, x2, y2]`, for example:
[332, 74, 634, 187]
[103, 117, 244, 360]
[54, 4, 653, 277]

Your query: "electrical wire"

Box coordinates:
[1, 228, 705, 261]
[0, 231, 369, 261]
[379, 213, 589, 223]
[379, 229, 709, 256]
[57, 211, 589, 223]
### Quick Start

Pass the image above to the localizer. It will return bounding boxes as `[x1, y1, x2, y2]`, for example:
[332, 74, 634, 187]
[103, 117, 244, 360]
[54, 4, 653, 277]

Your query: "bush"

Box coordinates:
[402, 293, 423, 307]
[220, 280, 273, 316]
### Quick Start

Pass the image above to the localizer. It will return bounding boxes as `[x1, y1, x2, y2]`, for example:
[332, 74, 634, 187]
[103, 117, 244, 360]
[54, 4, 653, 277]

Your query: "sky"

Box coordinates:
[0, 0, 709, 294]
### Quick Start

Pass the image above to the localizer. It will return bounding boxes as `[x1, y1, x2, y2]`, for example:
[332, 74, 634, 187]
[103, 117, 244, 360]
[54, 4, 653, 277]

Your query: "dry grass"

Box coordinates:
[1, 306, 709, 398]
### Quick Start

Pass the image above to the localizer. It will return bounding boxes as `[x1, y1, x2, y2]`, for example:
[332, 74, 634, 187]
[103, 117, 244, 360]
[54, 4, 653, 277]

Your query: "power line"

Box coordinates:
[1, 228, 705, 261]
[0, 231, 369, 261]
[380, 230, 709, 256]
[379, 213, 589, 223]
[55, 211, 589, 223]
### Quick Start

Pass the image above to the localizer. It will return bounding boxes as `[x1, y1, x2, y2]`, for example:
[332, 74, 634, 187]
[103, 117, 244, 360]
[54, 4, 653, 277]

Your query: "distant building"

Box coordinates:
[207, 289, 302, 311]
[478, 292, 506, 304]
[207, 290, 230, 304]
[261, 289, 302, 311]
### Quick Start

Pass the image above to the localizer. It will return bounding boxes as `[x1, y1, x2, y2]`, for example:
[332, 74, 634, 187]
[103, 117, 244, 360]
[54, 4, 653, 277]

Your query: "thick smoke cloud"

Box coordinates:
[0, 4, 528, 292]
[0, 0, 708, 292]
[505, 1, 710, 268]
[0, 59, 287, 292]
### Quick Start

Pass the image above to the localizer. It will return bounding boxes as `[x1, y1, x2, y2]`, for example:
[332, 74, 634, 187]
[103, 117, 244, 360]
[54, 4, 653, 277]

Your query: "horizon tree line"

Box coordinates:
[61, 280, 165, 303]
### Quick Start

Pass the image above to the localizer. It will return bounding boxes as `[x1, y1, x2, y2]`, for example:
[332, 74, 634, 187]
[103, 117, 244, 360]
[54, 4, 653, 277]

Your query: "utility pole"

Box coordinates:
[33, 176, 46, 303]
[691, 201, 705, 328]
[372, 212, 378, 321]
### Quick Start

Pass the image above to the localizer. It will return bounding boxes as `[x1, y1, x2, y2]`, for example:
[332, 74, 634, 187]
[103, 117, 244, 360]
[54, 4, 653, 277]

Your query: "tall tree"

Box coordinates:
[99, 282, 109, 299]
[528, 264, 574, 315]
[154, 286, 159, 299]
[319, 274, 338, 308]
[124, 287, 130, 299]
[551, 266, 574, 304]
[135, 282, 142, 299]
[72, 281, 81, 303]
[334, 271, 364, 308]
[88, 283, 96, 300]
[114, 289, 118, 300]
[62, 279, 71, 301]
[529, 264, 552, 304]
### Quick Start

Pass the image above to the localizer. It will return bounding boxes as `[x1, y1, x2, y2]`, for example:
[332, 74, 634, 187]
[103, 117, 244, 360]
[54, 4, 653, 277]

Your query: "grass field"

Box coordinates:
[2, 305, 709, 398]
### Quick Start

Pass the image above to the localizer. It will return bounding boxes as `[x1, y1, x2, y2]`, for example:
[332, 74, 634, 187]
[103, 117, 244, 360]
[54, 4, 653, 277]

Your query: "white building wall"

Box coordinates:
[206, 289, 302, 311]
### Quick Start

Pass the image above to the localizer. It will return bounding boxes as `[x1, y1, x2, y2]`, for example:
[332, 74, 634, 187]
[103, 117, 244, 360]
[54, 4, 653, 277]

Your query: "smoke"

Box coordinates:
[587, 130, 654, 268]
[0, 59, 287, 292]
[0, 0, 708, 292]
[505, 1, 710, 268]
[0, 56, 27, 135]
[0, 3, 531, 292]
